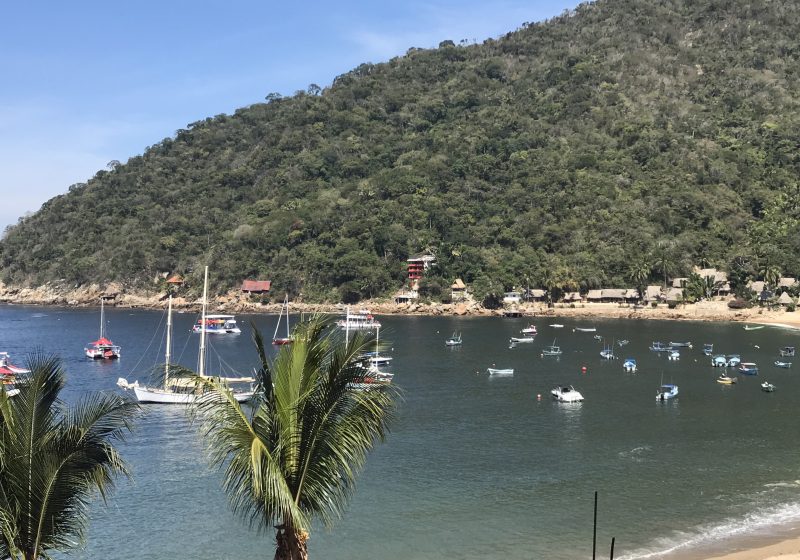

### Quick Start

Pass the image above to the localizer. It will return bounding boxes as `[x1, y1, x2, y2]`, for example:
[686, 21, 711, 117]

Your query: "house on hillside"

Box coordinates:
[241, 280, 271, 294]
[586, 289, 603, 302]
[451, 279, 467, 301]
[407, 253, 437, 290]
[503, 291, 521, 305]
[672, 278, 688, 288]
[166, 274, 184, 286]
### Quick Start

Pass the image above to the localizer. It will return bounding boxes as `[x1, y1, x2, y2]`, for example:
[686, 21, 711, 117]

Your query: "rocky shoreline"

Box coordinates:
[1, 281, 798, 328]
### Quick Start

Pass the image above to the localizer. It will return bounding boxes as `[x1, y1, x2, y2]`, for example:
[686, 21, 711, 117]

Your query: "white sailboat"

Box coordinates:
[118, 268, 254, 403]
[272, 294, 293, 345]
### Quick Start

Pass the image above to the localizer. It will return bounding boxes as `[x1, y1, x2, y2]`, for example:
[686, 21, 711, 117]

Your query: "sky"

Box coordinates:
[0, 0, 581, 230]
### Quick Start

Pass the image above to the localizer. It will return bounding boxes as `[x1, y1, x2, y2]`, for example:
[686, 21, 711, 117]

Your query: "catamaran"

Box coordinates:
[85, 297, 121, 359]
[272, 294, 293, 345]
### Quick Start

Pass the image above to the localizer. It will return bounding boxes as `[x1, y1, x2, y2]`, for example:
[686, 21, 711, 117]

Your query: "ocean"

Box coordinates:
[1, 304, 799, 559]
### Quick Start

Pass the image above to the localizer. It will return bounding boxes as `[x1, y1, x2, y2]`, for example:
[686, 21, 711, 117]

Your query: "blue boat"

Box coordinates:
[623, 358, 637, 373]
[703, 343, 714, 356]
[726, 355, 741, 367]
[711, 355, 727, 367]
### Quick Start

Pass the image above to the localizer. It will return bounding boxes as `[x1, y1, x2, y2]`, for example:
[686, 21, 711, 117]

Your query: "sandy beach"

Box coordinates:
[699, 535, 800, 560]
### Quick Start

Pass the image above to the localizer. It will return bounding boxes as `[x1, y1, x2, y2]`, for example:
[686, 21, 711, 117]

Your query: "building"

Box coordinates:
[562, 292, 582, 303]
[241, 280, 272, 294]
[407, 253, 437, 289]
[166, 274, 184, 286]
[451, 279, 467, 301]
[644, 285, 663, 303]
[503, 291, 521, 305]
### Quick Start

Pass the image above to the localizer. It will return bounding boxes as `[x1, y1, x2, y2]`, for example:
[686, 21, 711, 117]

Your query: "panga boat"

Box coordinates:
[192, 315, 241, 334]
[761, 381, 776, 392]
[510, 336, 535, 344]
[726, 355, 741, 367]
[738, 362, 759, 375]
[623, 358, 637, 373]
[85, 297, 121, 359]
[703, 343, 714, 356]
[573, 327, 597, 332]
[549, 324, 564, 328]
[445, 332, 462, 346]
[779, 346, 795, 357]
[669, 341, 693, 348]
[487, 367, 514, 377]
[744, 325, 765, 331]
[521, 325, 538, 335]
[551, 385, 584, 402]
[656, 384, 679, 401]
[667, 350, 680, 361]
[774, 360, 792, 369]
[717, 375, 737, 385]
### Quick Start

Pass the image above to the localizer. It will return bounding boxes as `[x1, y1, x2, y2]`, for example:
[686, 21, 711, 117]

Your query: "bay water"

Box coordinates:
[2, 304, 800, 559]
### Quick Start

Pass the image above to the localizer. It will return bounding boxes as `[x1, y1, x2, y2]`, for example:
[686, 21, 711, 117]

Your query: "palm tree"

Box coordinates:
[651, 240, 678, 290]
[627, 257, 652, 302]
[191, 318, 398, 560]
[0, 353, 139, 560]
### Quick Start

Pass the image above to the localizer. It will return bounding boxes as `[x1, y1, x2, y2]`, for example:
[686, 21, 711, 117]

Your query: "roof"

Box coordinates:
[166, 274, 184, 284]
[644, 286, 662, 301]
[563, 291, 582, 301]
[587, 289, 603, 300]
[778, 292, 794, 304]
[672, 278, 688, 288]
[241, 280, 271, 292]
[451, 278, 466, 290]
[779, 277, 797, 288]
[624, 289, 640, 299]
[748, 280, 765, 293]
[528, 289, 547, 298]
[203, 314, 236, 319]
[407, 253, 436, 263]
[601, 289, 627, 299]
[665, 287, 684, 301]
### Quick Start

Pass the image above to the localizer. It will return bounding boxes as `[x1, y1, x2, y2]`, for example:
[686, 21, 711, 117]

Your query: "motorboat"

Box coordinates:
[774, 360, 792, 369]
[744, 325, 765, 331]
[738, 362, 759, 375]
[712, 355, 727, 367]
[593, 334, 603, 341]
[703, 343, 714, 356]
[337, 308, 381, 330]
[779, 346, 795, 357]
[0, 352, 30, 375]
[85, 297, 121, 359]
[510, 336, 535, 344]
[622, 358, 637, 373]
[192, 314, 241, 334]
[650, 342, 669, 352]
[361, 353, 393, 367]
[717, 374, 737, 385]
[521, 325, 537, 335]
[550, 324, 564, 328]
[573, 327, 596, 332]
[551, 385, 584, 402]
[542, 340, 562, 356]
[445, 332, 462, 346]
[667, 350, 680, 361]
[726, 355, 741, 367]
[656, 384, 679, 401]
[617, 339, 629, 346]
[487, 367, 514, 377]
[669, 341, 693, 348]
[761, 381, 776, 392]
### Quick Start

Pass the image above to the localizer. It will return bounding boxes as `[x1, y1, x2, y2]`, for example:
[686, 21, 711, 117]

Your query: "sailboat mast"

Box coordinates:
[198, 266, 208, 377]
[165, 295, 173, 388]
[286, 294, 290, 339]
[345, 305, 350, 346]
[99, 297, 105, 339]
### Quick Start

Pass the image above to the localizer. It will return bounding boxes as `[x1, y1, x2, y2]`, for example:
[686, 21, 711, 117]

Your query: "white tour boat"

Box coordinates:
[337, 307, 381, 330]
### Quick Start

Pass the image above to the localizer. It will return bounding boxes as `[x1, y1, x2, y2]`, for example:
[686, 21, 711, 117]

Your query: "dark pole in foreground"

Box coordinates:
[610, 537, 615, 560]
[593, 491, 598, 560]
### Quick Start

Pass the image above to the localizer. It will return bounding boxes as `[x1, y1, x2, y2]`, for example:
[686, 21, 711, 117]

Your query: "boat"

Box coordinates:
[337, 307, 381, 330]
[617, 340, 629, 347]
[521, 325, 538, 335]
[726, 355, 741, 368]
[739, 362, 759, 375]
[85, 297, 121, 359]
[550, 324, 564, 328]
[445, 332, 462, 346]
[744, 325, 765, 331]
[600, 345, 616, 360]
[717, 374, 737, 385]
[0, 352, 30, 375]
[622, 358, 637, 373]
[487, 367, 514, 376]
[650, 342, 669, 352]
[593, 334, 603, 341]
[192, 314, 241, 334]
[669, 341, 692, 348]
[711, 355, 728, 367]
[360, 327, 393, 367]
[761, 381, 776, 392]
[510, 336, 535, 344]
[774, 360, 792, 369]
[573, 327, 597, 333]
[272, 294, 293, 345]
[551, 385, 584, 402]
[542, 340, 562, 356]
[656, 384, 679, 401]
[703, 343, 714, 356]
[779, 346, 795, 357]
[667, 350, 680, 361]
[117, 270, 254, 404]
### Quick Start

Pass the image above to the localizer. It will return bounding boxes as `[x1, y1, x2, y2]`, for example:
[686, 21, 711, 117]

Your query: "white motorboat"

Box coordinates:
[726, 355, 741, 367]
[573, 327, 597, 332]
[761, 381, 776, 392]
[445, 332, 462, 346]
[622, 358, 637, 373]
[192, 314, 241, 334]
[85, 297, 121, 359]
[711, 355, 727, 367]
[667, 350, 680, 361]
[656, 384, 679, 401]
[487, 367, 514, 376]
[521, 325, 538, 335]
[703, 343, 714, 356]
[550, 324, 564, 328]
[551, 385, 584, 402]
[510, 336, 535, 343]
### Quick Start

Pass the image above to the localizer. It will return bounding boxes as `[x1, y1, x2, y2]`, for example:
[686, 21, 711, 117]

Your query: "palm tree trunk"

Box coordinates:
[274, 525, 308, 560]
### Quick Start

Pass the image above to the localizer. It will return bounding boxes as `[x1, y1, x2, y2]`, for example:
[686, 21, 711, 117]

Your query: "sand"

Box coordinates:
[700, 535, 800, 559]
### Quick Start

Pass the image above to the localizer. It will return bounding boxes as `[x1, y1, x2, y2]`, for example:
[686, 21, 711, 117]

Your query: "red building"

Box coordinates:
[406, 254, 437, 289]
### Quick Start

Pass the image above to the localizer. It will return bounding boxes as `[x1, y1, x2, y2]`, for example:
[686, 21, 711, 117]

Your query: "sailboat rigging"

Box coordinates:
[272, 294, 293, 345]
[85, 296, 121, 359]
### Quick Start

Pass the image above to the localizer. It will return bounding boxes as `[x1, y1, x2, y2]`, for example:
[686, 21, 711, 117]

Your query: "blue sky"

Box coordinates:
[0, 0, 580, 230]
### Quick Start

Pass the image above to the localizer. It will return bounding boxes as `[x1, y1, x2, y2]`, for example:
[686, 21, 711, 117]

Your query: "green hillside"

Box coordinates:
[3, 0, 799, 302]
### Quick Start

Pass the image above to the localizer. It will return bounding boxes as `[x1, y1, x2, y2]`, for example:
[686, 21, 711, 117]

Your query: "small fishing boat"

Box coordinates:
[717, 374, 737, 385]
[779, 346, 795, 357]
[193, 314, 241, 334]
[550, 324, 564, 328]
[551, 385, 584, 402]
[761, 381, 776, 392]
[542, 340, 562, 356]
[667, 350, 680, 361]
[726, 355, 741, 368]
[510, 336, 535, 344]
[744, 325, 765, 331]
[650, 342, 669, 352]
[521, 325, 538, 335]
[703, 343, 714, 356]
[445, 332, 462, 346]
[593, 334, 603, 341]
[622, 358, 637, 373]
[617, 339, 629, 347]
[739, 362, 759, 375]
[711, 355, 727, 367]
[774, 360, 792, 369]
[656, 384, 679, 401]
[669, 341, 693, 348]
[573, 327, 597, 333]
[487, 367, 514, 377]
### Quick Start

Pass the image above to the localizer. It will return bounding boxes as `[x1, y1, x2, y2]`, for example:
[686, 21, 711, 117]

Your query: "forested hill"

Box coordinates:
[3, 0, 800, 302]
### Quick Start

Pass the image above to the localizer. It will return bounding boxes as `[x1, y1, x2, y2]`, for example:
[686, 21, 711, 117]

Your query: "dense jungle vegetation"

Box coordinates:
[2, 0, 799, 302]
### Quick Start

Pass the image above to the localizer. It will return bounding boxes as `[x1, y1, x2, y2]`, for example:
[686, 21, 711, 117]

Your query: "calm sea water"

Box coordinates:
[2, 304, 800, 559]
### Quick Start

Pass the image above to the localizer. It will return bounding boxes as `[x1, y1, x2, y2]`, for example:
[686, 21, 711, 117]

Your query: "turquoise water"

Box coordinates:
[2, 305, 799, 559]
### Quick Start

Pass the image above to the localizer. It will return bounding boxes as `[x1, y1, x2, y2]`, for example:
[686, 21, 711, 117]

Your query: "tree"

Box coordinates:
[0, 354, 139, 560]
[191, 318, 397, 560]
[627, 257, 652, 302]
[651, 240, 678, 290]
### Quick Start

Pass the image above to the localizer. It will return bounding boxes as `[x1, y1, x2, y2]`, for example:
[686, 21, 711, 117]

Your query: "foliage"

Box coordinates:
[0, 354, 139, 559]
[3, 0, 800, 301]
[190, 318, 397, 560]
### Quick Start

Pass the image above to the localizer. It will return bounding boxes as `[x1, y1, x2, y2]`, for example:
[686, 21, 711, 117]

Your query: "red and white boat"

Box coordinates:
[0, 352, 30, 375]
[85, 298, 121, 359]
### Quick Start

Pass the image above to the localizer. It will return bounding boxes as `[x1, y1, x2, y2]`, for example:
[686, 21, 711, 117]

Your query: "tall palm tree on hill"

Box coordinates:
[190, 318, 398, 560]
[0, 353, 139, 560]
